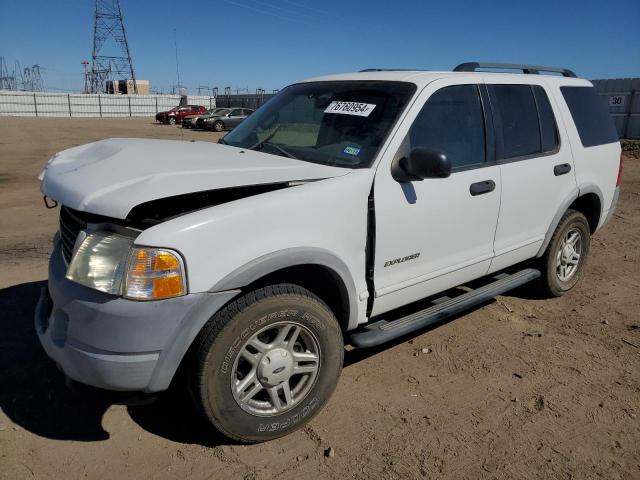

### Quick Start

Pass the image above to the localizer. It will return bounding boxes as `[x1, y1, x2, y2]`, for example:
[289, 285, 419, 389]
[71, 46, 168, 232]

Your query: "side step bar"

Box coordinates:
[350, 268, 541, 348]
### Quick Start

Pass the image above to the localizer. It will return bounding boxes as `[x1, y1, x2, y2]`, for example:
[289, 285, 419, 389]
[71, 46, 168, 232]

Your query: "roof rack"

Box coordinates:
[453, 62, 577, 78]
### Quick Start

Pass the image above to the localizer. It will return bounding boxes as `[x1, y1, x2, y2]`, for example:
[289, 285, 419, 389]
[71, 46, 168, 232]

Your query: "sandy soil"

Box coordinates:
[0, 117, 639, 480]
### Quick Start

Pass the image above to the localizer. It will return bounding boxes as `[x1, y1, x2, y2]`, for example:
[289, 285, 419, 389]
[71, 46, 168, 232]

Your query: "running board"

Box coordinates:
[350, 268, 540, 348]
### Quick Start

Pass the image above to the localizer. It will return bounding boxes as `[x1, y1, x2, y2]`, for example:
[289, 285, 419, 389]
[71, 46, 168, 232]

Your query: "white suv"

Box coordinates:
[36, 63, 622, 442]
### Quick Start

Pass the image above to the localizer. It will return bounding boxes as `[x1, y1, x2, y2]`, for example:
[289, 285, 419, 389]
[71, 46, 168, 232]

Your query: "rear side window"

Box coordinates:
[561, 86, 618, 147]
[532, 86, 559, 152]
[489, 85, 540, 159]
[409, 85, 486, 169]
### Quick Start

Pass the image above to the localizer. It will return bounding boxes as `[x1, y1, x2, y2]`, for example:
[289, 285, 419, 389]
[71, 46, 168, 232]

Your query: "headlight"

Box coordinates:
[65, 230, 186, 300]
[65, 230, 133, 295]
[123, 247, 186, 300]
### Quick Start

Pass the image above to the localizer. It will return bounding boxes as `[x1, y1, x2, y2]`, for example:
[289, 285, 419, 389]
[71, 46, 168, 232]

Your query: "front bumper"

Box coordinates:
[35, 239, 238, 392]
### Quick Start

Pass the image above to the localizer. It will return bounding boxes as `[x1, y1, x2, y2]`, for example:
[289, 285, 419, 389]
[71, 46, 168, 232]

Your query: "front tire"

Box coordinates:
[213, 120, 224, 132]
[168, 116, 177, 125]
[191, 284, 344, 443]
[539, 209, 591, 297]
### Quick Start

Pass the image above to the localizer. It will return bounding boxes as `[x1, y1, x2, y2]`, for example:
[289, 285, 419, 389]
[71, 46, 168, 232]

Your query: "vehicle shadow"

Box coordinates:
[0, 281, 112, 441]
[0, 279, 501, 446]
[0, 280, 230, 445]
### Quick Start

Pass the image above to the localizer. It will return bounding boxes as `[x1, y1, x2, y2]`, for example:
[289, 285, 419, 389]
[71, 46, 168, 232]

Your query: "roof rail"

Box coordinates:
[453, 62, 577, 78]
[359, 68, 418, 72]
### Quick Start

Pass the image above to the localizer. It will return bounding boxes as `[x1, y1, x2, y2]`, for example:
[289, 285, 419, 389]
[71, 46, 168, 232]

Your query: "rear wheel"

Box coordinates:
[190, 284, 344, 443]
[538, 209, 591, 297]
[213, 120, 225, 132]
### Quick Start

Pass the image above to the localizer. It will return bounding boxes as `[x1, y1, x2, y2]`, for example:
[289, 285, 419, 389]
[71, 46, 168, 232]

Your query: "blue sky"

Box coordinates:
[1, 0, 638, 93]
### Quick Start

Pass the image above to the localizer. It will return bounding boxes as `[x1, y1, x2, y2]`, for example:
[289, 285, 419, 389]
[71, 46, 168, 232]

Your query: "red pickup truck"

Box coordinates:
[156, 105, 206, 125]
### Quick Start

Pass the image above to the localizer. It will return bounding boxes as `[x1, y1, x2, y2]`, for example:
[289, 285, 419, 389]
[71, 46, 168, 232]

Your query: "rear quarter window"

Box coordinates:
[560, 86, 618, 147]
[532, 86, 559, 152]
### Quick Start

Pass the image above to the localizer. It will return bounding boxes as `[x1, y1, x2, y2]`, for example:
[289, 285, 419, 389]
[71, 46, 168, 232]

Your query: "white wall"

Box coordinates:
[0, 91, 217, 117]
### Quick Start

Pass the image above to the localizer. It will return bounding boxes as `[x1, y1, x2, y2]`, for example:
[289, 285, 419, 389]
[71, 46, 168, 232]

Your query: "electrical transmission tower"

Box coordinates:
[22, 65, 44, 91]
[90, 0, 137, 94]
[0, 57, 16, 90]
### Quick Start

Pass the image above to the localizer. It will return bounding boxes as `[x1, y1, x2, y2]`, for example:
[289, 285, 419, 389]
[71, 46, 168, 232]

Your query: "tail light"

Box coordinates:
[616, 152, 623, 187]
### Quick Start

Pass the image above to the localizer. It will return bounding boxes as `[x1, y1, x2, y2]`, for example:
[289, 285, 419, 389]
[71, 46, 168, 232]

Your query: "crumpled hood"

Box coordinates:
[40, 138, 349, 219]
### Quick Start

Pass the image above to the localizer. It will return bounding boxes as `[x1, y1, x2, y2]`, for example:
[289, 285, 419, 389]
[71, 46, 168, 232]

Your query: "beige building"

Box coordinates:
[105, 79, 150, 95]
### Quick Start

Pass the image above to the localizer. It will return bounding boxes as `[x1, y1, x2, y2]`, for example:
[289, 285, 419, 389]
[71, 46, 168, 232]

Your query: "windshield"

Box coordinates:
[212, 108, 230, 116]
[208, 108, 225, 114]
[223, 81, 416, 168]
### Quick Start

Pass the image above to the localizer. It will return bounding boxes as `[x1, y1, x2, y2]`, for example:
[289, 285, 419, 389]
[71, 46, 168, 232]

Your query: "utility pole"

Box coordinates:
[173, 28, 183, 93]
[82, 60, 90, 93]
[90, 0, 137, 94]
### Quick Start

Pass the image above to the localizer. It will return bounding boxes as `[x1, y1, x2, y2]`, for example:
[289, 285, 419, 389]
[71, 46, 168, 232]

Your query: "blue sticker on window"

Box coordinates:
[343, 146, 361, 156]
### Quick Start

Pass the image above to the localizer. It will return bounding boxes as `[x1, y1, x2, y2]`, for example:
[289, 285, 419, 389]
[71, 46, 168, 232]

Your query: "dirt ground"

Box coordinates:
[0, 117, 639, 480]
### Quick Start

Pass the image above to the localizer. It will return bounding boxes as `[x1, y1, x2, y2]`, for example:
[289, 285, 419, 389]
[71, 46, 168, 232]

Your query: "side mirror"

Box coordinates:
[392, 147, 451, 182]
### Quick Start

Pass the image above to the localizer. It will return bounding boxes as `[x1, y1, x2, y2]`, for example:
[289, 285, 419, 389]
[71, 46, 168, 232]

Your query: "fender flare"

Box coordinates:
[536, 184, 604, 257]
[210, 247, 359, 329]
[536, 188, 579, 257]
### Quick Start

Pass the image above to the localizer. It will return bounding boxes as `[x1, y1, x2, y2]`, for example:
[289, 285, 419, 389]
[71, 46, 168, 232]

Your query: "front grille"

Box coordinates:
[59, 206, 87, 264]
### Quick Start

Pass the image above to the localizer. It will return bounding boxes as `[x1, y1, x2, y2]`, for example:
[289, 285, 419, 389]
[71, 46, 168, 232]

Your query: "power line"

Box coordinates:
[219, 0, 310, 25]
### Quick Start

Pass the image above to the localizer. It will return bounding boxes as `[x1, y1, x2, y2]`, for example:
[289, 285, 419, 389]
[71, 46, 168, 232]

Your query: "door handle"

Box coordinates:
[554, 163, 572, 176]
[469, 180, 496, 196]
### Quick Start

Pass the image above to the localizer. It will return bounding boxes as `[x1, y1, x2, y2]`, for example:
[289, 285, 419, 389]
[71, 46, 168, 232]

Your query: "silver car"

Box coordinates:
[182, 108, 228, 129]
[203, 108, 254, 132]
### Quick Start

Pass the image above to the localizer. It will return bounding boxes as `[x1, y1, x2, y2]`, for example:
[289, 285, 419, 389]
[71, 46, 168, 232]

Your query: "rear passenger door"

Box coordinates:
[487, 81, 577, 272]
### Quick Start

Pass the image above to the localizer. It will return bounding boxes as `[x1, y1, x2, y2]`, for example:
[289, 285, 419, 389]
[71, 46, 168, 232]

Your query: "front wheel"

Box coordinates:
[168, 116, 177, 125]
[190, 284, 344, 443]
[539, 209, 591, 297]
[213, 120, 224, 132]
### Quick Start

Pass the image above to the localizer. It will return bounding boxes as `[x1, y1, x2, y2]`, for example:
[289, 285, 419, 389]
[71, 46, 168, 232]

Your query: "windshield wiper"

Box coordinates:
[246, 126, 298, 159]
[260, 142, 298, 159]
[248, 126, 281, 151]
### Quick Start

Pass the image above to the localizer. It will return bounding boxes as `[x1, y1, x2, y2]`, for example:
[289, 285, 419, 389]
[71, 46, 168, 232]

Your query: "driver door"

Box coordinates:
[227, 109, 245, 128]
[372, 78, 501, 316]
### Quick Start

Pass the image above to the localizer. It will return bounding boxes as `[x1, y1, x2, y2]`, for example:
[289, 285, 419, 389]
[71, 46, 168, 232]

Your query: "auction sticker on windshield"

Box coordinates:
[324, 101, 376, 117]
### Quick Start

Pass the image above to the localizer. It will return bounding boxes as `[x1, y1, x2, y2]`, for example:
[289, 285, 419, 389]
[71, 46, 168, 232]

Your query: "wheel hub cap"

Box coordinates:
[231, 321, 321, 417]
[258, 348, 294, 388]
[556, 228, 583, 282]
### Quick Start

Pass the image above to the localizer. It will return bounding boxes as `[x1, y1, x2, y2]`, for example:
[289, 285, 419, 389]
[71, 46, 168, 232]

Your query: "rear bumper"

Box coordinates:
[600, 186, 620, 229]
[35, 240, 239, 392]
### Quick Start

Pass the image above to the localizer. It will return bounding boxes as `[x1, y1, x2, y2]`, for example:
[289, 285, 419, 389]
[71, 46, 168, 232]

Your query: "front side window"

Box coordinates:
[489, 85, 540, 159]
[408, 84, 486, 169]
[223, 81, 416, 168]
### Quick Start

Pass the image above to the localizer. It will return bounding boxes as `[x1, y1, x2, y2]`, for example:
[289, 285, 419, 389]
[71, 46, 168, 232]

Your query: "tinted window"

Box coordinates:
[230, 109, 242, 116]
[409, 85, 485, 169]
[533, 86, 559, 152]
[561, 86, 618, 147]
[490, 85, 540, 159]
